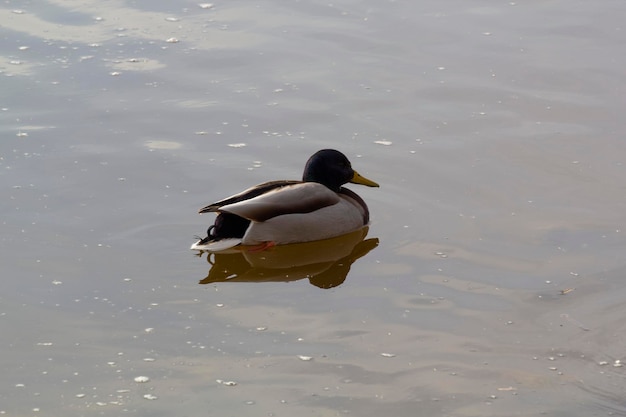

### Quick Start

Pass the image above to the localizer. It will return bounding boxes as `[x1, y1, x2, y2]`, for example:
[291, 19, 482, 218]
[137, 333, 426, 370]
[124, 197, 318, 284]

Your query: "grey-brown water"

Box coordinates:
[2, 1, 626, 415]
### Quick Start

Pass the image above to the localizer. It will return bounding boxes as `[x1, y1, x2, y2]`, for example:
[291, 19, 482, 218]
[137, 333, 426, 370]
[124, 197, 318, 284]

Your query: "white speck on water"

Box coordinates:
[598, 361, 609, 366]
[109, 71, 121, 76]
[143, 394, 158, 400]
[16, 131, 28, 137]
[12, 9, 25, 14]
[166, 37, 179, 43]
[36, 342, 53, 346]
[569, 272, 579, 276]
[256, 326, 267, 331]
[18, 46, 29, 51]
[75, 393, 86, 398]
[143, 357, 156, 362]
[374, 140, 392, 146]
[144, 328, 155, 333]
[497, 386, 516, 391]
[381, 352, 396, 358]
[228, 143, 247, 148]
[52, 280, 62, 285]
[165, 17, 180, 22]
[145, 140, 181, 150]
[199, 3, 214, 9]
[298, 355, 313, 361]
[134, 376, 150, 383]
[217, 379, 237, 386]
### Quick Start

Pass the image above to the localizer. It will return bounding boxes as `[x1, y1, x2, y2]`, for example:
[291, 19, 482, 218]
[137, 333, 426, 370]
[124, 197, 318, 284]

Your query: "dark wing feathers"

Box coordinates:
[212, 182, 341, 222]
[198, 180, 301, 213]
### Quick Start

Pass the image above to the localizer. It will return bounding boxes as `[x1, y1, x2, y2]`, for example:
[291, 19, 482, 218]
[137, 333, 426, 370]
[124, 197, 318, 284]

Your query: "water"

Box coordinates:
[2, 0, 626, 415]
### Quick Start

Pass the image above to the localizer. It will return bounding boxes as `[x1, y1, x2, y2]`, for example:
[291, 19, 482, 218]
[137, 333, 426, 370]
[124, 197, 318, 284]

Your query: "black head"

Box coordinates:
[302, 149, 379, 192]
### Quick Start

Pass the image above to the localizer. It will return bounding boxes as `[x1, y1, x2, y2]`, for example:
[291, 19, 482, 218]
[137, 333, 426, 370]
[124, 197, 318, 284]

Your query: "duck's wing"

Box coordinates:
[218, 182, 340, 222]
[199, 180, 301, 213]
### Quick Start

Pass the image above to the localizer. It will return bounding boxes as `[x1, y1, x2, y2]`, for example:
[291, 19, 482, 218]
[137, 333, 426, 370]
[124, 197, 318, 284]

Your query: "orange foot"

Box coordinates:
[247, 241, 276, 252]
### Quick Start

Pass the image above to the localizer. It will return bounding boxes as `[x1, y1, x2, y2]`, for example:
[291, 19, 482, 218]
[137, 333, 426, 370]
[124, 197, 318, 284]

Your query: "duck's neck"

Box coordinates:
[303, 173, 342, 192]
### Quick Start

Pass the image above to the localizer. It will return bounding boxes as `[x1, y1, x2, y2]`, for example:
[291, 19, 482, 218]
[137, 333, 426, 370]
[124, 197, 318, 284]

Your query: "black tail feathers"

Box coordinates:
[203, 212, 250, 242]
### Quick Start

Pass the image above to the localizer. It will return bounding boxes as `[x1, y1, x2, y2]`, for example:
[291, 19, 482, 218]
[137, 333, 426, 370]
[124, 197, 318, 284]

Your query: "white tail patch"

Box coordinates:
[190, 238, 242, 252]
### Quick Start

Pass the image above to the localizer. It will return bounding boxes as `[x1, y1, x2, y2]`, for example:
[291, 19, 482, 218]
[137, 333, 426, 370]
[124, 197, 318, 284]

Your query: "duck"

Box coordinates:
[191, 149, 379, 251]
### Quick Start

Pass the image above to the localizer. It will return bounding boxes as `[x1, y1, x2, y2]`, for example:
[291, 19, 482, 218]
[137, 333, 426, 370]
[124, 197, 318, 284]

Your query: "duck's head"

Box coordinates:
[303, 149, 380, 192]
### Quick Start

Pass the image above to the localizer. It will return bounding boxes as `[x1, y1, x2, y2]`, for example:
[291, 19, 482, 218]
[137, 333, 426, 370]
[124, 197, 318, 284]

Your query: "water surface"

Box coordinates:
[2, 0, 626, 415]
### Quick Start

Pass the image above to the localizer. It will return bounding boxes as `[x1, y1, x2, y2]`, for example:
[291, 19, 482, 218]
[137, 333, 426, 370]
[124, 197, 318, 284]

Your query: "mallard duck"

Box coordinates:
[191, 149, 379, 251]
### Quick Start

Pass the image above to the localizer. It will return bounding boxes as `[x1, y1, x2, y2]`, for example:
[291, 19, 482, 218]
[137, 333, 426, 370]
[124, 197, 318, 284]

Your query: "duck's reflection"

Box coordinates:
[194, 228, 378, 289]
